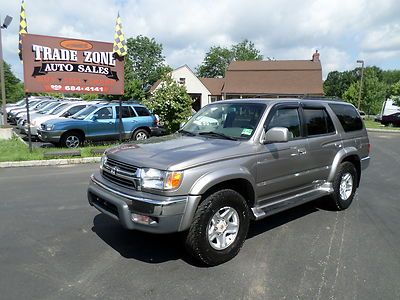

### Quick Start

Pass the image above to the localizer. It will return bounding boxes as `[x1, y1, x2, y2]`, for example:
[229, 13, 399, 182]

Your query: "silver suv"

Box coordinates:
[88, 98, 370, 266]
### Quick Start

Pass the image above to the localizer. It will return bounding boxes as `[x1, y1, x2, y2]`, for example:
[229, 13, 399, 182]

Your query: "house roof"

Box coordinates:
[199, 78, 225, 96]
[149, 79, 161, 93]
[222, 60, 323, 95]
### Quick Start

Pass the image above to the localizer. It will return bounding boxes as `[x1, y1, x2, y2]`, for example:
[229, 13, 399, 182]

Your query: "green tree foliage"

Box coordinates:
[0, 61, 24, 103]
[342, 68, 387, 114]
[196, 46, 233, 78]
[196, 39, 263, 78]
[231, 39, 263, 61]
[390, 81, 400, 106]
[124, 35, 171, 99]
[323, 70, 358, 98]
[143, 74, 193, 133]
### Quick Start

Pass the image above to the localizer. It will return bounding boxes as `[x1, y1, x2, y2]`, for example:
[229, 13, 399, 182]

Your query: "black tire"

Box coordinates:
[60, 131, 84, 148]
[132, 129, 149, 141]
[185, 189, 250, 266]
[329, 162, 358, 210]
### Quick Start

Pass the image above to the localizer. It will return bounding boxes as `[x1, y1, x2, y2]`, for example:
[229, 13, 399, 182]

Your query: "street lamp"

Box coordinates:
[0, 15, 13, 126]
[356, 59, 364, 110]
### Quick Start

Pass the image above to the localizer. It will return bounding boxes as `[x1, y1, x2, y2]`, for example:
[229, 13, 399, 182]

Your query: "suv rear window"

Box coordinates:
[134, 107, 150, 116]
[329, 104, 363, 132]
[303, 108, 335, 136]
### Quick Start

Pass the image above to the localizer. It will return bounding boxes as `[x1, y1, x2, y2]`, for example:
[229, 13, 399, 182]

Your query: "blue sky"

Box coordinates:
[2, 0, 400, 80]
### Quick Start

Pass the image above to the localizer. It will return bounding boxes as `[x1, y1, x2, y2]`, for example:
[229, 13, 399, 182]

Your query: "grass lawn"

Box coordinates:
[0, 136, 116, 162]
[363, 119, 400, 130]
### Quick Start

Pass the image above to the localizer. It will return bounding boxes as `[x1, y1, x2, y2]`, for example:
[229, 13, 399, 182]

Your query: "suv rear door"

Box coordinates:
[301, 103, 342, 183]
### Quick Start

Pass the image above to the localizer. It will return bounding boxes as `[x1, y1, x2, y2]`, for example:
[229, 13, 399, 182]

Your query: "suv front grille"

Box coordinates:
[102, 158, 140, 190]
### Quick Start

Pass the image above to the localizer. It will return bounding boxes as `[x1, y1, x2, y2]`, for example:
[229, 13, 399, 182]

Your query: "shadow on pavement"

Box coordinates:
[92, 200, 322, 266]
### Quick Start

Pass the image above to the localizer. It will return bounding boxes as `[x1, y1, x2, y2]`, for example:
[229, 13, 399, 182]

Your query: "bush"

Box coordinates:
[143, 75, 193, 133]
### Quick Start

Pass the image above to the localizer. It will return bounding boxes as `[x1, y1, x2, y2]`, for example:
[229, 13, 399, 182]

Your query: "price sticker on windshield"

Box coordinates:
[241, 128, 253, 136]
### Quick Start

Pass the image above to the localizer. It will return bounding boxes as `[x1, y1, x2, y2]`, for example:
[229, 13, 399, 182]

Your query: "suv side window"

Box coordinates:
[115, 106, 135, 118]
[95, 107, 113, 119]
[266, 108, 301, 139]
[134, 107, 150, 116]
[303, 108, 335, 136]
[329, 104, 363, 132]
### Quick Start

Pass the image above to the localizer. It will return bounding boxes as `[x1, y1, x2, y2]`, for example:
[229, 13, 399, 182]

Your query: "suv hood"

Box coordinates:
[106, 134, 253, 170]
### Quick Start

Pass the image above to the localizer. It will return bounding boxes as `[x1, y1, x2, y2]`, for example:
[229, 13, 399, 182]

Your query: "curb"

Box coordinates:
[0, 157, 101, 168]
[366, 128, 400, 133]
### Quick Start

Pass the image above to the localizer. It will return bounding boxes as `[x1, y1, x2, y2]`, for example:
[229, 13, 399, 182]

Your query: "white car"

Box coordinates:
[29, 102, 90, 135]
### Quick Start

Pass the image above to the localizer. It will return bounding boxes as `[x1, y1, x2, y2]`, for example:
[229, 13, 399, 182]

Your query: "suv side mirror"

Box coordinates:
[91, 115, 97, 121]
[263, 127, 290, 144]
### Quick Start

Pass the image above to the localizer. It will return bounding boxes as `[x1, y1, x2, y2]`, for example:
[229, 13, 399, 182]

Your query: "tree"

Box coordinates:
[323, 70, 358, 98]
[196, 39, 263, 78]
[0, 61, 24, 103]
[143, 74, 193, 133]
[343, 68, 387, 114]
[231, 39, 263, 61]
[390, 80, 400, 106]
[124, 35, 171, 100]
[196, 46, 233, 78]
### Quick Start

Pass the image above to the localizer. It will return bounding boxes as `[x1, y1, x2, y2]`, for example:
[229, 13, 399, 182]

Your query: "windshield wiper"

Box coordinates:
[178, 129, 197, 136]
[198, 131, 237, 140]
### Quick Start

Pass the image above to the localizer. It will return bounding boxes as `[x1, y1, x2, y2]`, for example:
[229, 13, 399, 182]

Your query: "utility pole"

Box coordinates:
[357, 60, 364, 110]
[0, 15, 13, 126]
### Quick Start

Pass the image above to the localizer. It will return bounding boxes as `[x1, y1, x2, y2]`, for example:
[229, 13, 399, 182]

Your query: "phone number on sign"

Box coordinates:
[48, 85, 107, 92]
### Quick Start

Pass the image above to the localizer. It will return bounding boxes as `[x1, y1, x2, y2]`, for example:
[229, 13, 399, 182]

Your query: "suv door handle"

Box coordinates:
[334, 142, 342, 148]
[297, 148, 307, 155]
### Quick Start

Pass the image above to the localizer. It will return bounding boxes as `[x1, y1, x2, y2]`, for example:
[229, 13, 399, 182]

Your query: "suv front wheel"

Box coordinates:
[185, 189, 250, 266]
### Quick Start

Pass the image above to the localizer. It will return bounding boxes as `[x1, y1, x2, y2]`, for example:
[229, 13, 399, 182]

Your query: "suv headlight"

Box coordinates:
[100, 154, 107, 170]
[140, 168, 183, 190]
[45, 124, 54, 131]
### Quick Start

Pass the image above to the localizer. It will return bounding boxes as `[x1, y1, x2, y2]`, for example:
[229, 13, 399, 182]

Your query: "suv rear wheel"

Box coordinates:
[132, 129, 149, 141]
[330, 162, 358, 210]
[185, 189, 250, 266]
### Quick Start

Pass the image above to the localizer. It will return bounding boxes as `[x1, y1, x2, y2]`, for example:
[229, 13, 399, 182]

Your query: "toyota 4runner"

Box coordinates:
[88, 98, 370, 266]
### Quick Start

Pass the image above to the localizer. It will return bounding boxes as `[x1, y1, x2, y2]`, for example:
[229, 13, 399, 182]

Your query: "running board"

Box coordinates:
[251, 183, 333, 220]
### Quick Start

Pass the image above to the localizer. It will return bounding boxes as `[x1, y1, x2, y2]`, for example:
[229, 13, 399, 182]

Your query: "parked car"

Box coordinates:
[381, 112, 400, 127]
[38, 103, 160, 147]
[17, 100, 65, 132]
[88, 98, 370, 266]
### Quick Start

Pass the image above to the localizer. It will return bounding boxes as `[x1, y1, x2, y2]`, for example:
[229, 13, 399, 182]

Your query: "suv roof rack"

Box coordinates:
[298, 95, 344, 101]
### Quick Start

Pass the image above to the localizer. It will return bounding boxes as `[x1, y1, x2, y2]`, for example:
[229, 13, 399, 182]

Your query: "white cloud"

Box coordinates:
[1, 0, 400, 81]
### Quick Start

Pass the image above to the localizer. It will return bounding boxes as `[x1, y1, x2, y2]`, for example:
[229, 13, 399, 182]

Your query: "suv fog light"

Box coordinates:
[131, 213, 157, 225]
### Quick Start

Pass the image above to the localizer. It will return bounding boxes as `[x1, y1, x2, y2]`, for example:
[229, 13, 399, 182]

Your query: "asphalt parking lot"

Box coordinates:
[0, 131, 399, 300]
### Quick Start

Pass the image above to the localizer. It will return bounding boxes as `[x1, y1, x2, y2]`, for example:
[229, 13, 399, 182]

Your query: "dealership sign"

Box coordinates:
[22, 34, 124, 94]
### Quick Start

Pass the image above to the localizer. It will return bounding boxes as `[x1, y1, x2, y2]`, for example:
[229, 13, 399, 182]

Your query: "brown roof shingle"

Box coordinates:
[199, 78, 225, 96]
[222, 60, 323, 95]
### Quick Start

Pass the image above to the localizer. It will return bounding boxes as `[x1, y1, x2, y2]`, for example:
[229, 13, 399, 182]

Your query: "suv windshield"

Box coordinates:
[182, 102, 266, 140]
[38, 102, 62, 114]
[73, 105, 97, 120]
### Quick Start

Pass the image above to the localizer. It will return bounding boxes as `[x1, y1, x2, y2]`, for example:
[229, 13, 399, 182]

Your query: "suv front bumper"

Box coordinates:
[88, 172, 200, 233]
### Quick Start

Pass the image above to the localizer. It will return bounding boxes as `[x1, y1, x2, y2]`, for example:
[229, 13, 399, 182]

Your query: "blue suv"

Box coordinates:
[38, 103, 160, 148]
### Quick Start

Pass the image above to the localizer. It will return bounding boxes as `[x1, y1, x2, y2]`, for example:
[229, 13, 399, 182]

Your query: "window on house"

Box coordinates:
[179, 78, 186, 85]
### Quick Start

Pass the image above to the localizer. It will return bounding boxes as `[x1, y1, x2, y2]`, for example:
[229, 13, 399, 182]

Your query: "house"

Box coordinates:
[221, 51, 323, 99]
[149, 65, 214, 111]
[150, 51, 323, 109]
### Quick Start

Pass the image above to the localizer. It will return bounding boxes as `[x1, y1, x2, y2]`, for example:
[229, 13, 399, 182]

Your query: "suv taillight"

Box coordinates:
[368, 143, 371, 154]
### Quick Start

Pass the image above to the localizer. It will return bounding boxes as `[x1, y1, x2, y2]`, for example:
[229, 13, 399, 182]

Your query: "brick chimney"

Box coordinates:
[312, 50, 320, 62]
